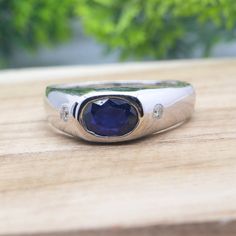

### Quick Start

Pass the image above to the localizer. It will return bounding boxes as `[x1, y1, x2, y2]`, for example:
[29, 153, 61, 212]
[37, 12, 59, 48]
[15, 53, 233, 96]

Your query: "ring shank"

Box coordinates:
[45, 80, 195, 142]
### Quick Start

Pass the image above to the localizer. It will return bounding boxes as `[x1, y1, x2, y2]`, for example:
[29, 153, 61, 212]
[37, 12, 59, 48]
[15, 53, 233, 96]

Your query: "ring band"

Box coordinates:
[45, 80, 195, 143]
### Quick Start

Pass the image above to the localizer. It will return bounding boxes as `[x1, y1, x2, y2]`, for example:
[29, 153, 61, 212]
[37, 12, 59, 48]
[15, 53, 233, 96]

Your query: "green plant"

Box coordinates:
[77, 0, 236, 59]
[0, 0, 78, 61]
[1, 0, 236, 66]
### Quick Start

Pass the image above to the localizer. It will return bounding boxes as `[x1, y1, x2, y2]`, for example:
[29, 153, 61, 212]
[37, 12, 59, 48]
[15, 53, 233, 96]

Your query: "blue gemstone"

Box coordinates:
[82, 98, 139, 137]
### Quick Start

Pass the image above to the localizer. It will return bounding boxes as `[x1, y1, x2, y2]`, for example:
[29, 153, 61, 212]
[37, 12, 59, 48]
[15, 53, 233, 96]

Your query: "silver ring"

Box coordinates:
[45, 80, 195, 143]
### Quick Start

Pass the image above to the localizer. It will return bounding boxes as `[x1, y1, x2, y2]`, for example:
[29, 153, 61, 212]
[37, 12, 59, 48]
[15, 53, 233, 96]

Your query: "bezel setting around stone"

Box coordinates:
[78, 96, 142, 138]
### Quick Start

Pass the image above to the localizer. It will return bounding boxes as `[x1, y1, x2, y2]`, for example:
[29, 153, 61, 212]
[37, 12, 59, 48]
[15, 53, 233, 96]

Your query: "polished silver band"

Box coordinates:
[45, 80, 195, 143]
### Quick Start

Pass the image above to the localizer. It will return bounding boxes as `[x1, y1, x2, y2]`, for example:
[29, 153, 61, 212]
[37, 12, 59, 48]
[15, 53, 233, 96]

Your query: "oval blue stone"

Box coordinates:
[82, 98, 139, 137]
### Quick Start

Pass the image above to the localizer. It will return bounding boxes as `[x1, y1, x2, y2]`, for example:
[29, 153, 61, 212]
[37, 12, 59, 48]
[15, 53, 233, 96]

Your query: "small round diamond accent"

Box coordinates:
[153, 104, 164, 119]
[60, 104, 69, 122]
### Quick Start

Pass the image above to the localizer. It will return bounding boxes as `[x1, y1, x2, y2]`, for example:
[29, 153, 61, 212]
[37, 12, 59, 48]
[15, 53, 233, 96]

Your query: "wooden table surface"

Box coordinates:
[0, 59, 236, 236]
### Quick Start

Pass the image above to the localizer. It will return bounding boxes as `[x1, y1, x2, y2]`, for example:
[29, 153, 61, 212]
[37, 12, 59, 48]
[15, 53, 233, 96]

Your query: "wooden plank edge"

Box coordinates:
[6, 220, 236, 236]
[0, 58, 235, 84]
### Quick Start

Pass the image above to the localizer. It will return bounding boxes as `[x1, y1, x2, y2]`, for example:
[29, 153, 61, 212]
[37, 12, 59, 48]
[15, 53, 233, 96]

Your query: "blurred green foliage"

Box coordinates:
[0, 0, 77, 65]
[77, 0, 236, 59]
[0, 0, 236, 66]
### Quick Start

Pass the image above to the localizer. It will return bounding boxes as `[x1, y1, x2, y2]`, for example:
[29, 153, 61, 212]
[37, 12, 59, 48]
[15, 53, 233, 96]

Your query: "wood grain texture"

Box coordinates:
[0, 59, 236, 236]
